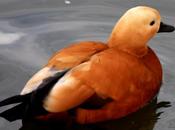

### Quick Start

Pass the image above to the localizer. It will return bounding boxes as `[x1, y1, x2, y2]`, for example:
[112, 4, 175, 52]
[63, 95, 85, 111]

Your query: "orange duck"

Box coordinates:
[0, 6, 174, 124]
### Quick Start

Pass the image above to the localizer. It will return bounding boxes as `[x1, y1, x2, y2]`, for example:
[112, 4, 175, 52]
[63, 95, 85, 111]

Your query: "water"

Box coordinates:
[0, 0, 174, 130]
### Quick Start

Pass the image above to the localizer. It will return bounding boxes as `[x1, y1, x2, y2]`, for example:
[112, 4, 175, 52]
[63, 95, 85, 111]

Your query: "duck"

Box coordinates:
[0, 6, 174, 124]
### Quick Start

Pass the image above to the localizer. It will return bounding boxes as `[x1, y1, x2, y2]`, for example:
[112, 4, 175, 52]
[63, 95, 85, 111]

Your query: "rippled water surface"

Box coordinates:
[0, 0, 175, 130]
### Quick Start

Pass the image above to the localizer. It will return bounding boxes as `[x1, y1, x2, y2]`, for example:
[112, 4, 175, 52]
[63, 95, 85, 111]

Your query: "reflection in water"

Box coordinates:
[0, 31, 24, 45]
[20, 99, 171, 130]
[65, 0, 71, 5]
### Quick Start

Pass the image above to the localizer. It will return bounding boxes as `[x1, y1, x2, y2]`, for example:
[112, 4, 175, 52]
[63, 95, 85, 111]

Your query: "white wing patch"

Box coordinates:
[20, 67, 62, 95]
[43, 73, 95, 112]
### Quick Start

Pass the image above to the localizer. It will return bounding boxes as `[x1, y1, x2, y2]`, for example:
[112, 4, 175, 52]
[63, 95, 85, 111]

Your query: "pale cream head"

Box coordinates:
[108, 6, 161, 56]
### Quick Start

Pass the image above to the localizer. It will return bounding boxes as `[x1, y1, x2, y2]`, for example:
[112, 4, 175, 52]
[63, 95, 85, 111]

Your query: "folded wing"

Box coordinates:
[21, 41, 107, 95]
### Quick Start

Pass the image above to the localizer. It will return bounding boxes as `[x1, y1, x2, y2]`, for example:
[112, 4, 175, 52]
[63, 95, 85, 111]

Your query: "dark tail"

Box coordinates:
[0, 69, 69, 122]
[0, 94, 30, 122]
[0, 103, 27, 121]
[0, 94, 30, 107]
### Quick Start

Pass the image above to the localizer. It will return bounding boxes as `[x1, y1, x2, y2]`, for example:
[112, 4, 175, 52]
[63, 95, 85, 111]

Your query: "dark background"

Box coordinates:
[0, 0, 174, 130]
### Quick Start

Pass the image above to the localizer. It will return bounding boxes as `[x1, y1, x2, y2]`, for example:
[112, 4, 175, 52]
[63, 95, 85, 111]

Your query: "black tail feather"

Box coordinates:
[0, 103, 27, 122]
[0, 69, 69, 122]
[0, 94, 30, 107]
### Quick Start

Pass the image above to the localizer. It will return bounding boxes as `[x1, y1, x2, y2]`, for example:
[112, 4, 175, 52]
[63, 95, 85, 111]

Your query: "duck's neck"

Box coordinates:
[107, 25, 148, 57]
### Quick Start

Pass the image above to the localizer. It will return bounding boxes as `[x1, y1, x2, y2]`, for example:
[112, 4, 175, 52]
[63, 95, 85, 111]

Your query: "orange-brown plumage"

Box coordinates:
[0, 6, 174, 124]
[47, 41, 108, 69]
[73, 47, 162, 123]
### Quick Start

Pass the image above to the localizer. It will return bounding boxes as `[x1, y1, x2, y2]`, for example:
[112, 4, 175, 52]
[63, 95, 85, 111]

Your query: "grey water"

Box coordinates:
[0, 0, 174, 130]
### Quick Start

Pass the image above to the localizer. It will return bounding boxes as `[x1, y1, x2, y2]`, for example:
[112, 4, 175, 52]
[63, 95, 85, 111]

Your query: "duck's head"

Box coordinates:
[108, 6, 175, 57]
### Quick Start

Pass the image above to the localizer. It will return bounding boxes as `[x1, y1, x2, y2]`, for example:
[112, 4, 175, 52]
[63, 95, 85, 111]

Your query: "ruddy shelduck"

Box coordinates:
[0, 6, 174, 124]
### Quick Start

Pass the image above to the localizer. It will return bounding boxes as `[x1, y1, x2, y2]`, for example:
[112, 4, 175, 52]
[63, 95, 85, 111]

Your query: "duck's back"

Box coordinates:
[47, 41, 108, 70]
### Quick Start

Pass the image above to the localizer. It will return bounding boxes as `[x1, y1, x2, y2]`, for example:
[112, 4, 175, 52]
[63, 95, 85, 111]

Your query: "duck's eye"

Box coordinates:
[150, 20, 155, 26]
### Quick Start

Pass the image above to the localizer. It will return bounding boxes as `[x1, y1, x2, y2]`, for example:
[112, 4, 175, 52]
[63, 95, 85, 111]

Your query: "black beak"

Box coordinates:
[158, 22, 175, 33]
